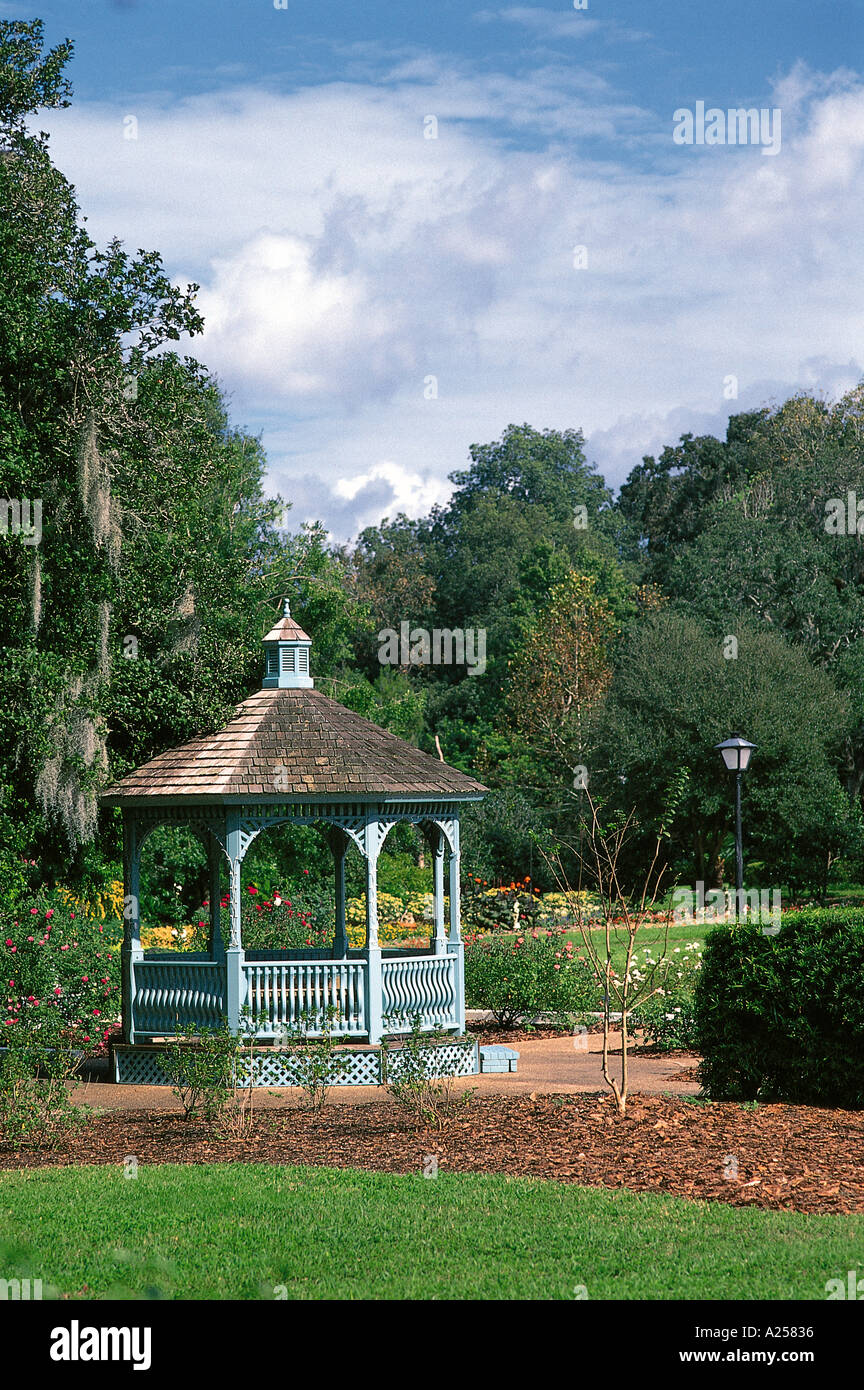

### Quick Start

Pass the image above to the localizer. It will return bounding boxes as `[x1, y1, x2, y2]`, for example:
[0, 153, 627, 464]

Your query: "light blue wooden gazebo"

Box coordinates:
[101, 602, 487, 1085]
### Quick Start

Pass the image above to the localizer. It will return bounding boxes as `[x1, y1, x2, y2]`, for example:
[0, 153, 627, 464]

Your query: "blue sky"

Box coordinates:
[12, 0, 864, 537]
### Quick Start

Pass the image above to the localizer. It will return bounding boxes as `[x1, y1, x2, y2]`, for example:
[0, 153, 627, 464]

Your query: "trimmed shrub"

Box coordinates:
[694, 909, 864, 1107]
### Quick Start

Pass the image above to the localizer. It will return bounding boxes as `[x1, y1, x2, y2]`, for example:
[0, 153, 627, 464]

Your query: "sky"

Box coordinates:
[13, 0, 864, 538]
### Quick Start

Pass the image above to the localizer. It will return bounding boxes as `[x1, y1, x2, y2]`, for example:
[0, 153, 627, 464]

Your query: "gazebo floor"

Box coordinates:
[113, 1037, 480, 1088]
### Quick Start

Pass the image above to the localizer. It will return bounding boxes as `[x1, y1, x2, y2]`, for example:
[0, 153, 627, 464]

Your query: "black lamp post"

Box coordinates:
[715, 736, 756, 896]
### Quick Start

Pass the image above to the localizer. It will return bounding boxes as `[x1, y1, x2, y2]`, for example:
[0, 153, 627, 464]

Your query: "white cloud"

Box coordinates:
[475, 7, 604, 40]
[41, 60, 864, 538]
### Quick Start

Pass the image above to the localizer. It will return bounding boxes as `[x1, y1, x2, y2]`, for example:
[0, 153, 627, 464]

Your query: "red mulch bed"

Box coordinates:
[4, 1094, 863, 1215]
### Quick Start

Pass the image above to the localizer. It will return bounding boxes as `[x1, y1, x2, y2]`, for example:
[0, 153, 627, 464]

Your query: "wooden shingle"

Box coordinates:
[102, 687, 487, 803]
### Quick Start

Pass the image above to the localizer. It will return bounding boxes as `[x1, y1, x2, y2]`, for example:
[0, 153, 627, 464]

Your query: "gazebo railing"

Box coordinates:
[131, 959, 227, 1038]
[128, 949, 461, 1042]
[381, 953, 458, 1031]
[243, 959, 366, 1037]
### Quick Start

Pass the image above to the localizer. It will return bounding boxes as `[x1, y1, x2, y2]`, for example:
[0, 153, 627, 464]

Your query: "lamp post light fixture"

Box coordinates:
[715, 735, 756, 901]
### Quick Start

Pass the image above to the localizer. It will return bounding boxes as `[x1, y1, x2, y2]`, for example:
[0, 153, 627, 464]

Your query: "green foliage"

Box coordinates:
[461, 881, 542, 934]
[383, 1015, 474, 1129]
[163, 1023, 240, 1123]
[0, 1037, 88, 1150]
[460, 791, 553, 889]
[276, 1006, 352, 1109]
[464, 929, 600, 1027]
[593, 610, 853, 887]
[630, 944, 703, 1051]
[694, 910, 864, 1106]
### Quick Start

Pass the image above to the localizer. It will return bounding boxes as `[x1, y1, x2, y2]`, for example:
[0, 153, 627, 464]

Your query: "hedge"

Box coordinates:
[694, 909, 864, 1107]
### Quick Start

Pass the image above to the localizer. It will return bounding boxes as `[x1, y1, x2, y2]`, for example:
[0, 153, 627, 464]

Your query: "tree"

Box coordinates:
[0, 21, 365, 893]
[504, 572, 617, 786]
[592, 611, 854, 891]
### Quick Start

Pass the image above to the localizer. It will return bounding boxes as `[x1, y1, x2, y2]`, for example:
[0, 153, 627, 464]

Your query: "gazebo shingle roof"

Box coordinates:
[101, 687, 487, 803]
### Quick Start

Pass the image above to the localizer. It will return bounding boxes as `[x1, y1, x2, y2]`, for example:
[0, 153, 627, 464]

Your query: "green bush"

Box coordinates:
[275, 1006, 353, 1109]
[1, 891, 122, 1053]
[383, 1015, 474, 1129]
[461, 884, 542, 935]
[163, 1022, 240, 1122]
[464, 929, 600, 1027]
[0, 1036, 89, 1150]
[241, 882, 334, 952]
[694, 909, 864, 1107]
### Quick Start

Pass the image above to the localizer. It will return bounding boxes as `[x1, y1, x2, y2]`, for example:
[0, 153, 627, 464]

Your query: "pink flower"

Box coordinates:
[30, 908, 37, 915]
[27, 936, 33, 943]
[54, 987, 62, 996]
[45, 909, 54, 919]
[4, 940, 11, 947]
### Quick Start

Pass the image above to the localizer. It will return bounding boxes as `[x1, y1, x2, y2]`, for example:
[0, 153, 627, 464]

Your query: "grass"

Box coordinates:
[1, 1163, 861, 1300]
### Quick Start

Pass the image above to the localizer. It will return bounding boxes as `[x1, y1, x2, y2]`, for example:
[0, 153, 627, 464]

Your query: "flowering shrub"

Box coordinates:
[0, 1038, 90, 1149]
[628, 943, 703, 1051]
[535, 890, 600, 926]
[239, 881, 333, 951]
[464, 927, 601, 1027]
[0, 891, 122, 1054]
[461, 878, 544, 935]
[239, 882, 434, 951]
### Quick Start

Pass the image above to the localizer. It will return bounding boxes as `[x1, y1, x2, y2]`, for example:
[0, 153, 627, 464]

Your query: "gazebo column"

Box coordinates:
[447, 817, 466, 1034]
[329, 829, 350, 958]
[429, 823, 448, 957]
[364, 820, 383, 1045]
[207, 834, 225, 960]
[225, 814, 247, 1034]
[121, 813, 144, 1045]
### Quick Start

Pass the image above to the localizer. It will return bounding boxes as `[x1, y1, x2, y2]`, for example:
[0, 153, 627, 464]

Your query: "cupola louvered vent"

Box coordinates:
[261, 599, 314, 690]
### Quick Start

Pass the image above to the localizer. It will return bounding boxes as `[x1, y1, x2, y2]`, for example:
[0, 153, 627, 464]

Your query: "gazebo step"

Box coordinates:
[479, 1045, 520, 1074]
[113, 1038, 479, 1088]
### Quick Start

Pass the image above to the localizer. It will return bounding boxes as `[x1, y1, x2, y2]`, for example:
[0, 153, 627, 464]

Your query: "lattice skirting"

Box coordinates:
[113, 1038, 479, 1087]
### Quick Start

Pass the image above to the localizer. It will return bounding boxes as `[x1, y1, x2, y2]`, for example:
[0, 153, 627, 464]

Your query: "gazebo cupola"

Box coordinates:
[262, 598, 313, 689]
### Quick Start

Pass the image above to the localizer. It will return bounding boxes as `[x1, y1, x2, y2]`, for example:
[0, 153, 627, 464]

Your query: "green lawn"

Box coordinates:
[1, 1163, 860, 1300]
